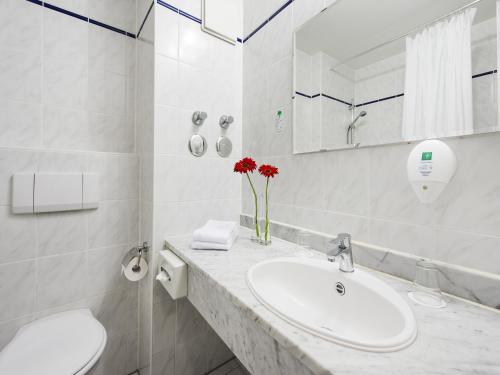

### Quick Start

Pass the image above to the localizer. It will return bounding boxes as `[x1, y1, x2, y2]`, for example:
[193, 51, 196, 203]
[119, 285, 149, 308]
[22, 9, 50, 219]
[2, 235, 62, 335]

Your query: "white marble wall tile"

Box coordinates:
[46, 0, 88, 15]
[368, 143, 436, 226]
[88, 112, 134, 153]
[434, 134, 500, 236]
[322, 211, 370, 243]
[152, 298, 175, 354]
[36, 150, 87, 173]
[0, 0, 42, 53]
[151, 349, 174, 375]
[435, 229, 500, 274]
[323, 148, 369, 216]
[89, 25, 126, 75]
[168, 0, 202, 19]
[369, 219, 436, 259]
[87, 245, 133, 294]
[36, 252, 87, 310]
[292, 0, 325, 30]
[156, 5, 179, 60]
[37, 211, 87, 257]
[0, 49, 41, 104]
[174, 336, 207, 375]
[89, 69, 126, 116]
[88, 154, 139, 201]
[264, 7, 293, 66]
[156, 55, 179, 107]
[290, 153, 325, 210]
[0, 261, 36, 321]
[243, 0, 269, 37]
[0, 100, 41, 148]
[244, 70, 269, 118]
[43, 8, 88, 66]
[179, 17, 213, 69]
[177, 62, 213, 112]
[88, 288, 138, 339]
[43, 106, 89, 150]
[243, 27, 267, 81]
[268, 57, 293, 113]
[88, 200, 130, 248]
[88, 0, 136, 32]
[44, 58, 88, 109]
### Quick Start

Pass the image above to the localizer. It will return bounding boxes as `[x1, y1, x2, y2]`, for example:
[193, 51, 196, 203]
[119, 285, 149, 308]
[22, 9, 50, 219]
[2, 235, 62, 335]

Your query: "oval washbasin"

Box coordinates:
[247, 257, 417, 352]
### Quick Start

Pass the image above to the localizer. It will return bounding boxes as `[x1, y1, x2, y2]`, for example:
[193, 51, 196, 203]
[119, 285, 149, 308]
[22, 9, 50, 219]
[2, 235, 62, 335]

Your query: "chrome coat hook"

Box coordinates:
[219, 115, 234, 129]
[192, 111, 207, 126]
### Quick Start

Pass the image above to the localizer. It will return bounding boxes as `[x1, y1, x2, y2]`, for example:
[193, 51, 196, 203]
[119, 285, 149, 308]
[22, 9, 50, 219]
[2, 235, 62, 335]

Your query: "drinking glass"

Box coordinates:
[408, 260, 446, 308]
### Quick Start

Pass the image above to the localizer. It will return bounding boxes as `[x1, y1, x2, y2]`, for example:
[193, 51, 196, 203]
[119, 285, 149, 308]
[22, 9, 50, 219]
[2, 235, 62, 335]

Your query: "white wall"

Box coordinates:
[243, 0, 500, 278]
[0, 0, 139, 373]
[150, 1, 243, 374]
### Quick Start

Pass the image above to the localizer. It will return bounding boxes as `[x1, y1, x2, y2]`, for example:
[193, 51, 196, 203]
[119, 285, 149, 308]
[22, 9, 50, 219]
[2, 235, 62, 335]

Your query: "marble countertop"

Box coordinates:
[166, 228, 500, 375]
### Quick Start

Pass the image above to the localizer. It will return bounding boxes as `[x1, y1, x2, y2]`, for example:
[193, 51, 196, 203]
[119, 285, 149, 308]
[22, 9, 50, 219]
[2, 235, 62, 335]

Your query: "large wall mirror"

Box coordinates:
[293, 0, 498, 153]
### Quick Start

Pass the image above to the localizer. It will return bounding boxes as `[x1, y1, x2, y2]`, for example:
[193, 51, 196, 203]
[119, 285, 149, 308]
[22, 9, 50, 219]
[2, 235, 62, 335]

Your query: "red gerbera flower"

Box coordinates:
[258, 164, 279, 178]
[234, 157, 257, 174]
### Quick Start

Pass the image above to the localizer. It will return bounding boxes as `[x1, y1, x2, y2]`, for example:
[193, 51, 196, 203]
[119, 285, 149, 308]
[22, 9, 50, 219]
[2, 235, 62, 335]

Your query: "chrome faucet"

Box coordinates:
[327, 233, 354, 273]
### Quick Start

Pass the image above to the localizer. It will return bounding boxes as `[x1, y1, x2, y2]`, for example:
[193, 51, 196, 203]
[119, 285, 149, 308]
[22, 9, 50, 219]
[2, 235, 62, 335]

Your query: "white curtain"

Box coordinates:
[402, 8, 476, 141]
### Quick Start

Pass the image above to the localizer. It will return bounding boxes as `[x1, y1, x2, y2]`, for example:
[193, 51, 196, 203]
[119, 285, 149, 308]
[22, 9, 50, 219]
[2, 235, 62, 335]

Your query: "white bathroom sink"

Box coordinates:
[247, 257, 417, 352]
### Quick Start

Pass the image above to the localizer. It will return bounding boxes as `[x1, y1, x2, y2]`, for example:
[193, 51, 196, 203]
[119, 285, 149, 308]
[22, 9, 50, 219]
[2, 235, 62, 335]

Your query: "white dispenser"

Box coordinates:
[407, 139, 457, 204]
[156, 250, 187, 300]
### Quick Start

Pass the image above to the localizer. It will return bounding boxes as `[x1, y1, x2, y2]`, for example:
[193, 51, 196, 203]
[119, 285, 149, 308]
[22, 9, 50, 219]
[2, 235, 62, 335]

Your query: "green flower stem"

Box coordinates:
[265, 177, 269, 241]
[246, 173, 259, 238]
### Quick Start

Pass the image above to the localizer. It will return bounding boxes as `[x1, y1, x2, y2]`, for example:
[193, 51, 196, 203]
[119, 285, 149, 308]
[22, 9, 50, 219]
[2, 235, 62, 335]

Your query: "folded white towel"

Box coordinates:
[192, 220, 238, 244]
[191, 236, 236, 251]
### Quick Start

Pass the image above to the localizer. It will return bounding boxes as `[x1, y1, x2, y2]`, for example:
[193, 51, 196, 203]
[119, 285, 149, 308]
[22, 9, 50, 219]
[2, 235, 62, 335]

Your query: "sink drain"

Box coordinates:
[335, 282, 345, 296]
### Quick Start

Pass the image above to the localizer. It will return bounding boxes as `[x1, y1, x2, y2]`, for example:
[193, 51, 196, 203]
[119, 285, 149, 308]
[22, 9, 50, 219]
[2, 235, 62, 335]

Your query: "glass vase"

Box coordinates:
[250, 215, 261, 243]
[259, 218, 272, 246]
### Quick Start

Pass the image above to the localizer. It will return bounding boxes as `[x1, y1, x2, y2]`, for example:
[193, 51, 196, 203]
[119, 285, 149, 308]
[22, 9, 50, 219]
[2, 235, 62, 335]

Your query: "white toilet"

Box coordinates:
[0, 309, 107, 375]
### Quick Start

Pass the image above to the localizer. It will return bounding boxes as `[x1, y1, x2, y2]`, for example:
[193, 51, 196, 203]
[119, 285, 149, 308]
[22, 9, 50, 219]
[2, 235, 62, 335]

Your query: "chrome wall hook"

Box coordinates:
[192, 111, 207, 126]
[219, 115, 234, 129]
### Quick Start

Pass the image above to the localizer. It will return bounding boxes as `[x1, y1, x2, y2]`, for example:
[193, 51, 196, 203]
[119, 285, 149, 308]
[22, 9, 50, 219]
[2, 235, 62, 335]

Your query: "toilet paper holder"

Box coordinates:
[122, 242, 150, 273]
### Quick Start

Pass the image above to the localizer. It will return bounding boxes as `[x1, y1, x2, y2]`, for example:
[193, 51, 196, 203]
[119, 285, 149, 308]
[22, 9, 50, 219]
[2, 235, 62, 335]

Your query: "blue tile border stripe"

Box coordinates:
[156, 0, 243, 41]
[243, 0, 295, 42]
[157, 1, 202, 24]
[137, 1, 154, 38]
[472, 69, 497, 79]
[25, 0, 136, 39]
[43, 2, 88, 22]
[295, 69, 497, 108]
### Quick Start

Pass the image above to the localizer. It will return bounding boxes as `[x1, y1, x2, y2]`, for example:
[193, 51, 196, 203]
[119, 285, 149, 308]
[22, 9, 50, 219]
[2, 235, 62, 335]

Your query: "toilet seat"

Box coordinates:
[0, 309, 107, 375]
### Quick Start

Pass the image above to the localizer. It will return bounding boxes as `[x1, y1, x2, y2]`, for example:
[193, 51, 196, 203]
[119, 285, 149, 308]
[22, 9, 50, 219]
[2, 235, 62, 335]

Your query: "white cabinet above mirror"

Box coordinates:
[293, 0, 498, 154]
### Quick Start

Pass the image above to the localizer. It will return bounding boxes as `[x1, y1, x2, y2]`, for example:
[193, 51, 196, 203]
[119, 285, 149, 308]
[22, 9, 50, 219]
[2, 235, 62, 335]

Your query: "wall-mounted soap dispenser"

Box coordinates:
[407, 139, 457, 204]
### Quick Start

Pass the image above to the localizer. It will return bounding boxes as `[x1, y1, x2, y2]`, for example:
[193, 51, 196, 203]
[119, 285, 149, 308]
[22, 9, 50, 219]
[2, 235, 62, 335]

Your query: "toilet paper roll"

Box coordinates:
[122, 256, 148, 282]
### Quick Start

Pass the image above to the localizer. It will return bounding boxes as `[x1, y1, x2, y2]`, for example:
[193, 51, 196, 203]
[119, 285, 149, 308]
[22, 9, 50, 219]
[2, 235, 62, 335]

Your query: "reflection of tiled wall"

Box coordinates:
[243, 0, 500, 303]
[295, 17, 498, 149]
[151, 1, 243, 374]
[0, 1, 139, 374]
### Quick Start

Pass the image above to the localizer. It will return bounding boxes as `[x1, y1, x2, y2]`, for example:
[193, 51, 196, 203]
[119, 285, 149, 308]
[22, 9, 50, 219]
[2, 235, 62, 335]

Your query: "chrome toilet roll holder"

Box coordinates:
[122, 242, 150, 274]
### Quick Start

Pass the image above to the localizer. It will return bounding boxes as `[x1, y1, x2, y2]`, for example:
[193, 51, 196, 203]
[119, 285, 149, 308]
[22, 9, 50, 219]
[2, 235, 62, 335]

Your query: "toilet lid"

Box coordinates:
[0, 309, 106, 375]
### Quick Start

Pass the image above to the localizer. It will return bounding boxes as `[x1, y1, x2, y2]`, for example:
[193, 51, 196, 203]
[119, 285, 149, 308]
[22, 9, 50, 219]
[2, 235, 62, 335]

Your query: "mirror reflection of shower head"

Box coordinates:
[350, 111, 367, 128]
[347, 111, 367, 145]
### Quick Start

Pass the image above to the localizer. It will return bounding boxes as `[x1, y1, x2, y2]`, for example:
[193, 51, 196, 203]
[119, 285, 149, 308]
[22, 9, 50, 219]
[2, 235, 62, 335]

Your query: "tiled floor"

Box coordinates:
[207, 357, 250, 375]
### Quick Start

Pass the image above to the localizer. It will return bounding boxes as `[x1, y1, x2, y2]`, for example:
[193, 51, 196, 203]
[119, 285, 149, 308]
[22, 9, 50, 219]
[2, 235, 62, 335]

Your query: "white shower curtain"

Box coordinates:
[402, 8, 476, 141]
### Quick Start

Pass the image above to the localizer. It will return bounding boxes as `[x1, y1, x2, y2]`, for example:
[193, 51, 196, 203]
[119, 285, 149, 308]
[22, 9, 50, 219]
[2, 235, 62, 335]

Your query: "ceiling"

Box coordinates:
[296, 0, 496, 69]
